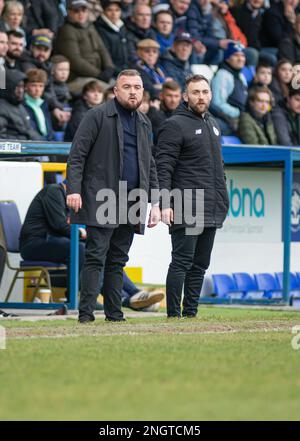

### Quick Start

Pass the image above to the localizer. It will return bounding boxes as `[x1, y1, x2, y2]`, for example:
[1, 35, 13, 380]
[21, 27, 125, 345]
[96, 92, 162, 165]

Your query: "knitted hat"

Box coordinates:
[224, 42, 245, 61]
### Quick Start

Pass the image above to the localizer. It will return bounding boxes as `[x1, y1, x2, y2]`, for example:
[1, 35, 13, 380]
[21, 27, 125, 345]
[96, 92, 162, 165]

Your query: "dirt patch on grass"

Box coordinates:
[5, 318, 300, 340]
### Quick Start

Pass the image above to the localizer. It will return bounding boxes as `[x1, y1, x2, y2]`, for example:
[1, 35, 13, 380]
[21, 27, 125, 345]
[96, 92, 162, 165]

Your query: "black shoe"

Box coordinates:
[182, 314, 197, 319]
[105, 317, 126, 322]
[78, 315, 95, 324]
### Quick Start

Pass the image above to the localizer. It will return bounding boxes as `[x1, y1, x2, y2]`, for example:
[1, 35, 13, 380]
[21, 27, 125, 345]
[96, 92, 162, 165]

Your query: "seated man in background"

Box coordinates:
[19, 182, 164, 311]
[238, 85, 277, 145]
[154, 10, 175, 55]
[250, 61, 273, 88]
[272, 86, 300, 146]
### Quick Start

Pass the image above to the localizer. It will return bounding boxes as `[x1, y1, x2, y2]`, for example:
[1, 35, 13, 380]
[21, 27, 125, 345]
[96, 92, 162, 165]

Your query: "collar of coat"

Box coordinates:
[106, 98, 149, 125]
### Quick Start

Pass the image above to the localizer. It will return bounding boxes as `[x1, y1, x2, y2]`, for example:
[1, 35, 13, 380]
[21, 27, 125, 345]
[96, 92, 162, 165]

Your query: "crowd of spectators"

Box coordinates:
[1, 0, 300, 148]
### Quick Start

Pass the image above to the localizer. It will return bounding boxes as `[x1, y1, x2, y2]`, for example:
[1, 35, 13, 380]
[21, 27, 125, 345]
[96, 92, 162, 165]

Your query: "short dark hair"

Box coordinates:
[162, 80, 181, 92]
[154, 10, 173, 23]
[185, 74, 210, 90]
[51, 55, 70, 65]
[7, 30, 24, 40]
[116, 69, 141, 81]
[82, 80, 104, 95]
[256, 61, 273, 72]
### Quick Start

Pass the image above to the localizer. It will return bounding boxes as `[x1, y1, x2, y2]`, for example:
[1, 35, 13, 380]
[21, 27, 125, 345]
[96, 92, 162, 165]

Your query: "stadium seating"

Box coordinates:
[221, 136, 242, 145]
[212, 274, 244, 299]
[232, 272, 266, 300]
[275, 272, 300, 295]
[254, 273, 283, 299]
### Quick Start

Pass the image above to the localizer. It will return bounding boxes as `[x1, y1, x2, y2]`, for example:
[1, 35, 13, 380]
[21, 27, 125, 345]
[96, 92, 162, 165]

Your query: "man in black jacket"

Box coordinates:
[156, 74, 229, 318]
[272, 86, 300, 146]
[67, 69, 160, 323]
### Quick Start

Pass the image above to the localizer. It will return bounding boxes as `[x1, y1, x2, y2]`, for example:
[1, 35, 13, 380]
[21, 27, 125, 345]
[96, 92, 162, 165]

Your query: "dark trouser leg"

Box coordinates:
[102, 224, 135, 320]
[79, 227, 113, 321]
[182, 228, 216, 317]
[166, 228, 199, 317]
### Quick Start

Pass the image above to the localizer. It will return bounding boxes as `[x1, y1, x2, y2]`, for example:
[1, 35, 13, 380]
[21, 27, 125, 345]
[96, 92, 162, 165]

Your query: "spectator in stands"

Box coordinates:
[238, 85, 277, 145]
[136, 38, 167, 99]
[55, 0, 115, 95]
[230, 0, 265, 55]
[211, 0, 258, 67]
[138, 89, 151, 114]
[270, 59, 293, 104]
[94, 0, 129, 74]
[0, 30, 8, 62]
[24, 69, 54, 141]
[50, 55, 72, 109]
[154, 10, 175, 54]
[211, 42, 248, 135]
[23, 34, 71, 127]
[272, 86, 300, 146]
[1, 1, 26, 40]
[64, 80, 104, 141]
[120, 0, 134, 20]
[293, 60, 300, 76]
[187, 0, 231, 65]
[22, 0, 65, 38]
[160, 31, 193, 91]
[250, 61, 273, 88]
[5, 30, 26, 71]
[168, 0, 191, 34]
[260, 0, 300, 65]
[125, 4, 156, 63]
[0, 69, 42, 140]
[148, 80, 182, 145]
[279, 13, 300, 63]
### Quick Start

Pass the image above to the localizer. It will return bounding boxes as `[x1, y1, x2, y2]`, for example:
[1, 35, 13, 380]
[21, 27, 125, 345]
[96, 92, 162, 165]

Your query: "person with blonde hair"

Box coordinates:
[1, 1, 25, 39]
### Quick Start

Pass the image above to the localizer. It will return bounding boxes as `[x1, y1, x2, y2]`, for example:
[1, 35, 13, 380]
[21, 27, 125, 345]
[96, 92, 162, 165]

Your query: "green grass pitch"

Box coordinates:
[1, 306, 300, 421]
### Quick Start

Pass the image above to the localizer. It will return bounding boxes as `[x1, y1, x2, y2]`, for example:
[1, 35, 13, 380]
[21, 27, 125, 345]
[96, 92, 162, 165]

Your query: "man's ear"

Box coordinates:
[183, 92, 188, 102]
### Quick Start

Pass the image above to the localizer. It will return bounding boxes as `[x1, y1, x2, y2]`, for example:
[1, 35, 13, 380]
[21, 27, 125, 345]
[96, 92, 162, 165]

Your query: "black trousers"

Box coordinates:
[79, 224, 135, 321]
[166, 227, 216, 317]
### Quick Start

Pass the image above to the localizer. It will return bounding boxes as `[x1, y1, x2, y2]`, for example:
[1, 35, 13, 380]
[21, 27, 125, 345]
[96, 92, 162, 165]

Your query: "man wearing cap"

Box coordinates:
[55, 0, 115, 95]
[159, 31, 193, 91]
[94, 0, 129, 74]
[136, 38, 167, 100]
[211, 42, 248, 135]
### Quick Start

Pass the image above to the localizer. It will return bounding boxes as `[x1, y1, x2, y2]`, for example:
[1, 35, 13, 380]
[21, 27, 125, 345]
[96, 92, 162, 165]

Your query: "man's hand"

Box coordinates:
[147, 206, 161, 228]
[53, 108, 71, 124]
[67, 193, 82, 213]
[161, 208, 173, 226]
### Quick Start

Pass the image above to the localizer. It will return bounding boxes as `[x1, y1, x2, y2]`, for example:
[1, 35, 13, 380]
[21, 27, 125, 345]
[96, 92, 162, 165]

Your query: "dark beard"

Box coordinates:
[7, 51, 20, 60]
